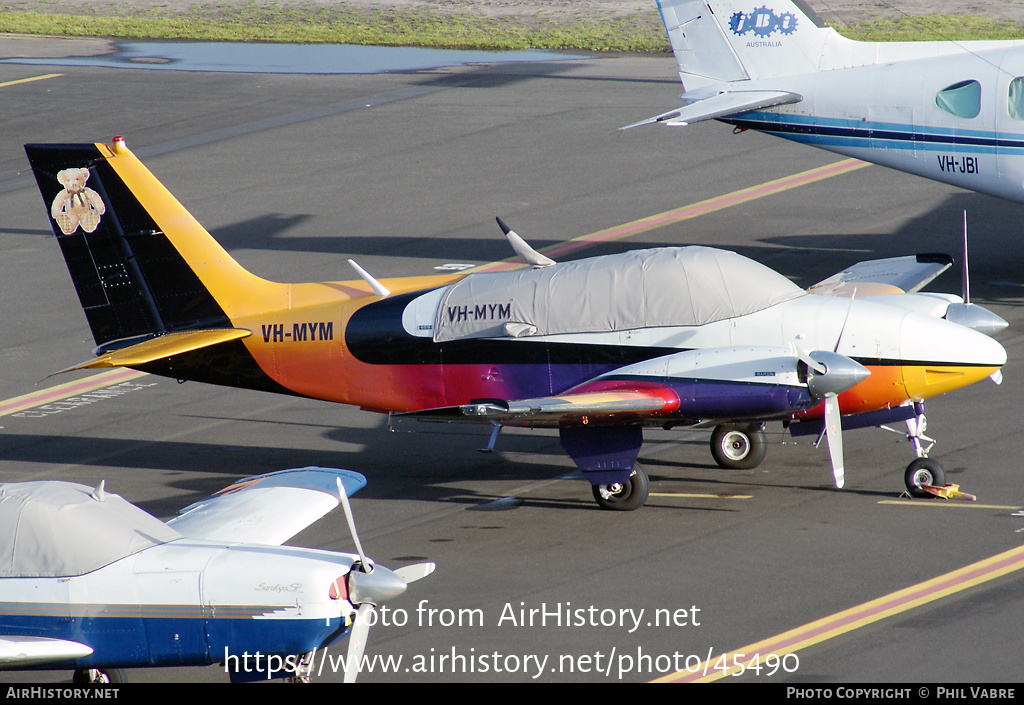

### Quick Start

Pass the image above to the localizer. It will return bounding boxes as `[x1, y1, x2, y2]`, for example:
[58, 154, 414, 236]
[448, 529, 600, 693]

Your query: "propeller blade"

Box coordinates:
[793, 342, 827, 374]
[824, 394, 845, 488]
[394, 562, 436, 584]
[337, 477, 368, 568]
[343, 603, 375, 683]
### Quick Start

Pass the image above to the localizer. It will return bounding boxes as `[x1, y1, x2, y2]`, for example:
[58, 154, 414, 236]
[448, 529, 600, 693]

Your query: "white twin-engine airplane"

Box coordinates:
[627, 0, 1024, 203]
[0, 467, 434, 683]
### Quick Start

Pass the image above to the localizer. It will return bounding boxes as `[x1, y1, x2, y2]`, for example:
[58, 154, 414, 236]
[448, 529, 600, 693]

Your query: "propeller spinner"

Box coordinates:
[795, 348, 870, 489]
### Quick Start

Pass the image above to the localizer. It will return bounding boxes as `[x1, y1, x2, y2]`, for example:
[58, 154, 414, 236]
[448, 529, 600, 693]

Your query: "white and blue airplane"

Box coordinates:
[0, 467, 434, 683]
[627, 0, 1024, 203]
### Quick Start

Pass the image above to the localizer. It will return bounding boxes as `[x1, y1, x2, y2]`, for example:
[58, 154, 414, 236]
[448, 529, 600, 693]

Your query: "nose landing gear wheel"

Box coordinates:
[904, 458, 945, 498]
[710, 424, 767, 470]
[592, 463, 649, 511]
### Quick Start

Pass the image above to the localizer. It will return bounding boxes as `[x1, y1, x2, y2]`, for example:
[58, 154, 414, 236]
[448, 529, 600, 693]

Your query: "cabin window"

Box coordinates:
[1009, 78, 1024, 120]
[935, 80, 982, 119]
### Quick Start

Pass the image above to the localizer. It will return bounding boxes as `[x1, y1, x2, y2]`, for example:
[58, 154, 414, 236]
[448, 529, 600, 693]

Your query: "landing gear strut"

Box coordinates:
[901, 403, 945, 498]
[710, 423, 766, 469]
[592, 463, 649, 511]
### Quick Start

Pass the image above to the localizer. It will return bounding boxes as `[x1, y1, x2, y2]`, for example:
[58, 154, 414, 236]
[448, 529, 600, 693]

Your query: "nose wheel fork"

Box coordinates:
[901, 403, 945, 498]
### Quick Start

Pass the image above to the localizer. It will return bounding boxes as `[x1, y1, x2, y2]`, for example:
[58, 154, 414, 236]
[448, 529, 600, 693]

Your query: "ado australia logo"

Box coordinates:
[729, 7, 799, 37]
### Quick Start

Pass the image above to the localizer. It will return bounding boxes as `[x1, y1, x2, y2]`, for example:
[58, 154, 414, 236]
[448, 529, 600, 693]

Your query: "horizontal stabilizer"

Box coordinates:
[58, 328, 252, 373]
[0, 636, 93, 668]
[621, 90, 802, 129]
[168, 467, 366, 545]
[809, 254, 953, 297]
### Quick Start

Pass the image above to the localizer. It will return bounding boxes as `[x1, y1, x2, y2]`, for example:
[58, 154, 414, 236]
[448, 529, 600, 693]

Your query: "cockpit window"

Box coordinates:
[1009, 78, 1024, 120]
[935, 80, 982, 119]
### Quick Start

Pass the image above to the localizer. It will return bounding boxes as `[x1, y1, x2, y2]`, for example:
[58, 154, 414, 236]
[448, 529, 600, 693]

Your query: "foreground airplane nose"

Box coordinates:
[899, 311, 1006, 399]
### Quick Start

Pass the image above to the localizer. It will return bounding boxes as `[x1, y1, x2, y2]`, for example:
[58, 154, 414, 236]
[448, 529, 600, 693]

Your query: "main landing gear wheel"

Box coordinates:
[710, 424, 766, 470]
[72, 668, 125, 684]
[592, 463, 649, 511]
[904, 458, 945, 498]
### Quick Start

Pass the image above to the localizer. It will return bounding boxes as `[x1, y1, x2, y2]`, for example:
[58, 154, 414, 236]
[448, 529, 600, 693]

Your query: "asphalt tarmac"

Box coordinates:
[0, 39, 1022, 685]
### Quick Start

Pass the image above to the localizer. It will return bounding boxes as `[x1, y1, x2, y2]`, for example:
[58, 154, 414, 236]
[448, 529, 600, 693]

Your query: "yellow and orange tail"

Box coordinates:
[25, 138, 293, 364]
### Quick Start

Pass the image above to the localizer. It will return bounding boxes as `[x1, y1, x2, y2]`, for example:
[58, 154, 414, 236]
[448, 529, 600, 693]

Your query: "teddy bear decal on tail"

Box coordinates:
[50, 167, 106, 235]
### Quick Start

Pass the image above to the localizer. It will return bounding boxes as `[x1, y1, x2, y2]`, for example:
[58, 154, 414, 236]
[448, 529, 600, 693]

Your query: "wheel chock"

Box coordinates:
[921, 483, 976, 501]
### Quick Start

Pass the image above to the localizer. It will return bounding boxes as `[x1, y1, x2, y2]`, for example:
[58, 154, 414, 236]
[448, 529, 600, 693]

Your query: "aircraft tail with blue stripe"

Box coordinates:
[628, 1, 1024, 203]
[657, 0, 843, 89]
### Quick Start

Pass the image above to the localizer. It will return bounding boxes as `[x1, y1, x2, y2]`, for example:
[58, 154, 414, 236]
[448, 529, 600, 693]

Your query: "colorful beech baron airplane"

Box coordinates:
[626, 0, 1024, 203]
[24, 139, 1006, 511]
[0, 467, 434, 683]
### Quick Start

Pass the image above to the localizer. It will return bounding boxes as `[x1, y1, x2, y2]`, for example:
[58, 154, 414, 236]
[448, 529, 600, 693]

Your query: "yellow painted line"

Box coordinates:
[880, 500, 1022, 511]
[0, 73, 62, 88]
[0, 368, 149, 417]
[650, 493, 752, 500]
[476, 158, 869, 272]
[655, 542, 1024, 682]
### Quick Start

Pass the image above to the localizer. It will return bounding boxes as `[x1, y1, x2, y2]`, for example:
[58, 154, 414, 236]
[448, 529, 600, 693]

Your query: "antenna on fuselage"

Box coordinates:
[347, 259, 391, 297]
[962, 210, 970, 305]
[497, 217, 555, 268]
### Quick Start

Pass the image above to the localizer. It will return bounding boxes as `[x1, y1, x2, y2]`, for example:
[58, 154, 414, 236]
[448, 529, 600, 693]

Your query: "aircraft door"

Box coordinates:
[65, 569, 150, 666]
[867, 105, 916, 160]
[135, 569, 207, 664]
[36, 578, 76, 643]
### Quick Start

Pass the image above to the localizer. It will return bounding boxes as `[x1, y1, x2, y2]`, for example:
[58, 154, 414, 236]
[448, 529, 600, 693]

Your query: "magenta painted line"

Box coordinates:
[0, 368, 145, 416]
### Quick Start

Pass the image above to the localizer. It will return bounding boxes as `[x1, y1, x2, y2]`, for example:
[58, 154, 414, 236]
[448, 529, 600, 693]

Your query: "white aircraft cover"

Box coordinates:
[0, 482, 181, 578]
[433, 246, 805, 342]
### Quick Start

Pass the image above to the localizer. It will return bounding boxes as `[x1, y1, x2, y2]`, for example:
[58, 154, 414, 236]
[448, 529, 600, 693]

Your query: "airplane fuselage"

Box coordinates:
[159, 280, 1004, 427]
[720, 44, 1024, 202]
[0, 541, 354, 671]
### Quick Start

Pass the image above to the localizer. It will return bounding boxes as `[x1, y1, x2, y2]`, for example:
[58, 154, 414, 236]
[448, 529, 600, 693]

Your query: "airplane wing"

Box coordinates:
[401, 345, 829, 428]
[807, 254, 953, 297]
[57, 328, 252, 373]
[167, 467, 366, 545]
[399, 385, 680, 427]
[0, 636, 93, 669]
[620, 90, 803, 129]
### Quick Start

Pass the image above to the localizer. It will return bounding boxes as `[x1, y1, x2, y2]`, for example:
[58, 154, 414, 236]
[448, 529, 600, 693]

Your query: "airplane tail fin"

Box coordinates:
[657, 0, 852, 90]
[24, 138, 286, 353]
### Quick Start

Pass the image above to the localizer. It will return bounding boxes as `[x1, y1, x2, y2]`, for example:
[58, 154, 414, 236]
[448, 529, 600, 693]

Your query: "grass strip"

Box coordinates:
[0, 9, 1020, 52]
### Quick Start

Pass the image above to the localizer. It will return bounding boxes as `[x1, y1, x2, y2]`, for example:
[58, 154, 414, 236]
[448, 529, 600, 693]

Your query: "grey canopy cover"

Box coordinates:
[433, 246, 805, 342]
[0, 481, 181, 577]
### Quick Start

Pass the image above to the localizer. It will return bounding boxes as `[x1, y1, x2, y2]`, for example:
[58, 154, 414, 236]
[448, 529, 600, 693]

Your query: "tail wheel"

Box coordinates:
[905, 458, 945, 498]
[710, 424, 767, 470]
[592, 463, 649, 511]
